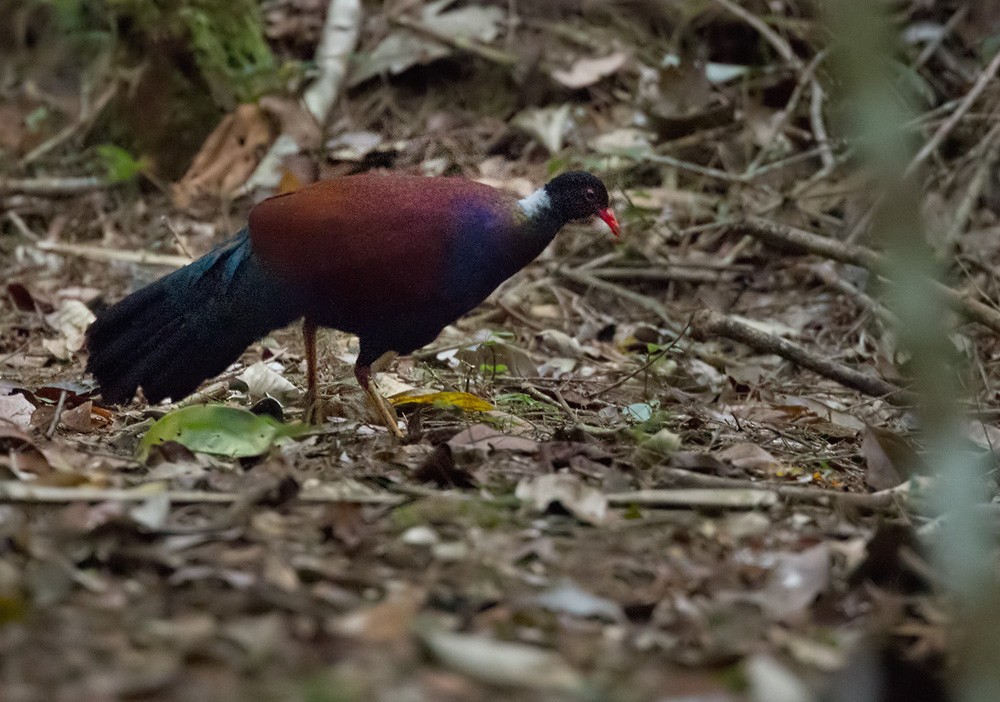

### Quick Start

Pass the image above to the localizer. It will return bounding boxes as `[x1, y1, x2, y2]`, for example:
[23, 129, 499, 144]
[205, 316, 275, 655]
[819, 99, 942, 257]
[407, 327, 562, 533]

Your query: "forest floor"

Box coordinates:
[2, 1, 1000, 700]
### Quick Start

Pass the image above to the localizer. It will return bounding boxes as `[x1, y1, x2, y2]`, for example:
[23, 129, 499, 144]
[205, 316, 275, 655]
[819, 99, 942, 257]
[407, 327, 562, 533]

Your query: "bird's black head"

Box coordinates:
[543, 171, 620, 237]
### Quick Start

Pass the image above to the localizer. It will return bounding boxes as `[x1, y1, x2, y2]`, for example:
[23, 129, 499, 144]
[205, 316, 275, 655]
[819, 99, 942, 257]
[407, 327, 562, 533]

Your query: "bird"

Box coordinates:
[85, 170, 620, 436]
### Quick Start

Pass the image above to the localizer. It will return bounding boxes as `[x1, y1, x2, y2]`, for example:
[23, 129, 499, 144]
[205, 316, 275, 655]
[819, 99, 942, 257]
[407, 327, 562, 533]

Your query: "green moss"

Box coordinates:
[107, 0, 280, 107]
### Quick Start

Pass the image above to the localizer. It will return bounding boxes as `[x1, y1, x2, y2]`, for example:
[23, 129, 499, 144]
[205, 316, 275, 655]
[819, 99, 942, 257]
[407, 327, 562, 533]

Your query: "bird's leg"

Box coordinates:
[302, 317, 323, 423]
[354, 363, 403, 438]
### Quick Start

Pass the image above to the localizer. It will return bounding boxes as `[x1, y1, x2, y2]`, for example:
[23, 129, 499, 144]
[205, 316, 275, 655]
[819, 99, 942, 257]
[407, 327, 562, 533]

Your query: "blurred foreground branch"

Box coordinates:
[729, 217, 1000, 334]
[823, 2, 1000, 701]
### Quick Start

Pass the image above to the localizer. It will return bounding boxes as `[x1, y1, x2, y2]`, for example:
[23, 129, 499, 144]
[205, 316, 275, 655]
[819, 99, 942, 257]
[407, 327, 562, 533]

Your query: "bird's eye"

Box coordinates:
[584, 188, 596, 201]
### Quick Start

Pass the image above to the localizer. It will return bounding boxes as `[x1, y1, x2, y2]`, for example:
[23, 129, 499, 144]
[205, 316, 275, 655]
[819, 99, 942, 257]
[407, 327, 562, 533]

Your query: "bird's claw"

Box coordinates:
[303, 391, 329, 425]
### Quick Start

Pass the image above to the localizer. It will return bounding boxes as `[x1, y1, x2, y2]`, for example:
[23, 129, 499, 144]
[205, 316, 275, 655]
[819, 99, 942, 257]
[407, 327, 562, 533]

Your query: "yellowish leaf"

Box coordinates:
[389, 391, 494, 412]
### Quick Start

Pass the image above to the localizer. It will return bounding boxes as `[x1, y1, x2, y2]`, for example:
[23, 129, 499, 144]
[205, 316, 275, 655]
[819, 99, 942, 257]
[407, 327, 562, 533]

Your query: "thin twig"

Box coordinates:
[608, 487, 780, 509]
[521, 384, 577, 423]
[810, 78, 836, 170]
[590, 318, 692, 399]
[650, 466, 907, 512]
[20, 83, 118, 167]
[636, 151, 744, 182]
[745, 49, 827, 176]
[32, 241, 190, 268]
[0, 482, 405, 505]
[914, 6, 967, 70]
[712, 0, 801, 68]
[5, 211, 39, 242]
[46, 390, 67, 440]
[0, 177, 106, 196]
[629, 143, 835, 185]
[691, 309, 916, 405]
[304, 0, 363, 122]
[587, 266, 728, 284]
[391, 15, 519, 67]
[907, 48, 1000, 176]
[557, 267, 680, 332]
[807, 261, 899, 326]
[943, 121, 1000, 253]
[162, 218, 196, 262]
[730, 217, 1000, 334]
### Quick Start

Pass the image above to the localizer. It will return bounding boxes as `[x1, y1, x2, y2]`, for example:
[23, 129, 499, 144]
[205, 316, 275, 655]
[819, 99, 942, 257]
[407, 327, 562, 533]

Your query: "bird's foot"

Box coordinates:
[382, 404, 404, 440]
[368, 387, 404, 439]
[355, 363, 404, 439]
[303, 391, 329, 425]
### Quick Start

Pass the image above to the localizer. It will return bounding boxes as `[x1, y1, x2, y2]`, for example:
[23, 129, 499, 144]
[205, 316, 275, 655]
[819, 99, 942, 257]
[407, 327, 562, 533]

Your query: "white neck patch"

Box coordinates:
[518, 187, 551, 219]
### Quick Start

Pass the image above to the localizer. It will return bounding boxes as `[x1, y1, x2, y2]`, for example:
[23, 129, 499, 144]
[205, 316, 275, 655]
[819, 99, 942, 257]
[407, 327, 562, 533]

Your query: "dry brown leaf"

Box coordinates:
[60, 401, 104, 432]
[257, 95, 321, 150]
[416, 625, 583, 691]
[448, 424, 538, 453]
[350, 0, 503, 86]
[551, 52, 628, 89]
[0, 423, 51, 477]
[0, 394, 36, 432]
[753, 544, 831, 621]
[861, 426, 922, 490]
[511, 104, 572, 155]
[718, 443, 783, 473]
[236, 362, 300, 403]
[172, 103, 275, 208]
[42, 300, 95, 360]
[335, 584, 426, 644]
[516, 474, 608, 525]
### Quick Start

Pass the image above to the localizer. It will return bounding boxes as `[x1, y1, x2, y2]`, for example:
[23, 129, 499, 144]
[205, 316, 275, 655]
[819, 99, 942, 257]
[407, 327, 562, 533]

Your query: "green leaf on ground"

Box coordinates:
[137, 405, 309, 461]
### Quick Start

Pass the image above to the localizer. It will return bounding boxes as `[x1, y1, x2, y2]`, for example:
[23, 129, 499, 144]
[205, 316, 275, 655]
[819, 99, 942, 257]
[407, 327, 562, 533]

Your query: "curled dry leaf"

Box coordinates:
[532, 579, 624, 622]
[415, 624, 583, 692]
[590, 127, 655, 155]
[0, 394, 36, 432]
[512, 104, 573, 155]
[0, 424, 51, 477]
[964, 419, 1000, 451]
[749, 544, 831, 621]
[326, 130, 384, 162]
[222, 613, 288, 664]
[551, 51, 628, 89]
[350, 0, 503, 86]
[537, 329, 584, 358]
[335, 584, 426, 644]
[42, 300, 95, 360]
[515, 473, 609, 525]
[129, 493, 171, 531]
[718, 443, 784, 473]
[861, 425, 922, 490]
[537, 357, 577, 378]
[632, 428, 682, 468]
[236, 362, 301, 404]
[257, 95, 321, 150]
[448, 423, 538, 453]
[453, 338, 538, 377]
[172, 103, 275, 208]
[745, 654, 814, 702]
[60, 401, 106, 432]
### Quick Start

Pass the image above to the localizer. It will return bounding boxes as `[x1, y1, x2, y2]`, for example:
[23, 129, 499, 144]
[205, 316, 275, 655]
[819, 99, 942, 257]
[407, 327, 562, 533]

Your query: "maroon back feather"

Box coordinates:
[248, 174, 519, 319]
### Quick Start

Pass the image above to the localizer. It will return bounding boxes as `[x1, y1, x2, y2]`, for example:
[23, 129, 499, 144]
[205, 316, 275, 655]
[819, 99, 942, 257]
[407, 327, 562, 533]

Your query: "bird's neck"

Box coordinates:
[517, 186, 565, 242]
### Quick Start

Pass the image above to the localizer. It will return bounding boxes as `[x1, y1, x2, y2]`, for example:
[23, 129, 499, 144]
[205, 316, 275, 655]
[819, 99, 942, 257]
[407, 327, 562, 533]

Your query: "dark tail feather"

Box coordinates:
[86, 229, 303, 404]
